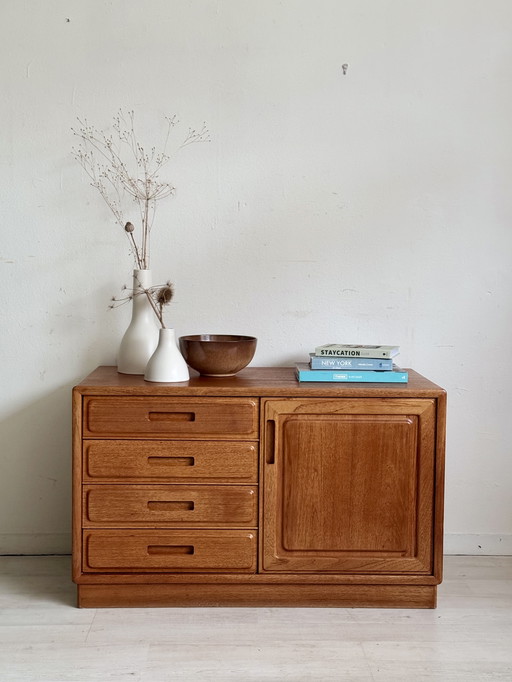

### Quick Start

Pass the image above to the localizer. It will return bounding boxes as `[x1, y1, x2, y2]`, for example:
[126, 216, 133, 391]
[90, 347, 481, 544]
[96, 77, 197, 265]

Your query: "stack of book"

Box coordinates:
[295, 344, 408, 383]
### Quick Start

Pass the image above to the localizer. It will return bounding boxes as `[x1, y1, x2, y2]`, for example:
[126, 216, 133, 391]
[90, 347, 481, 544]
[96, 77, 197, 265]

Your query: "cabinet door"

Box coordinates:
[262, 398, 436, 573]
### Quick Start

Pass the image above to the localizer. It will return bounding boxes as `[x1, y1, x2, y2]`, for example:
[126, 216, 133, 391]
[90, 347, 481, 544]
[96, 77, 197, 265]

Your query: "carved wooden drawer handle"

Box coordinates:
[147, 457, 195, 467]
[266, 420, 276, 464]
[147, 501, 195, 511]
[148, 412, 196, 422]
[147, 545, 195, 555]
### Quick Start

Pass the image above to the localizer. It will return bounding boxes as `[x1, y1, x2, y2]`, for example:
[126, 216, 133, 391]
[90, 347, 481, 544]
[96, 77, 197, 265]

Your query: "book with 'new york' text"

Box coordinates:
[309, 354, 393, 370]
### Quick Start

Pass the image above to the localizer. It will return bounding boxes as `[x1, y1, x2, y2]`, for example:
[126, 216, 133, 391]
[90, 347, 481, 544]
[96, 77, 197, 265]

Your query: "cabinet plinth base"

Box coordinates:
[77, 583, 436, 609]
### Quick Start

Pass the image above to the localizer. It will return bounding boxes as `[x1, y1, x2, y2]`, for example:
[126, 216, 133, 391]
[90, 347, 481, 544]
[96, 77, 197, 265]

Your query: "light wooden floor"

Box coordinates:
[0, 556, 511, 681]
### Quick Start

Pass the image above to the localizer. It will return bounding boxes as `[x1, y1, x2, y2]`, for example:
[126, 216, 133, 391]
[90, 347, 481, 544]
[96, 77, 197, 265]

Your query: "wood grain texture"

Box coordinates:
[71, 387, 83, 583]
[82, 530, 257, 573]
[83, 484, 258, 527]
[433, 390, 447, 582]
[76, 570, 441, 585]
[75, 366, 446, 398]
[73, 366, 446, 609]
[77, 583, 436, 608]
[83, 396, 259, 439]
[83, 440, 258, 483]
[261, 398, 436, 574]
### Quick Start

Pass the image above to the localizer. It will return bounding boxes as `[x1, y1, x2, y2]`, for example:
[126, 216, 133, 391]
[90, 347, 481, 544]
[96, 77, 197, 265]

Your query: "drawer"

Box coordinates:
[83, 485, 258, 527]
[83, 440, 258, 483]
[83, 397, 258, 439]
[83, 530, 257, 573]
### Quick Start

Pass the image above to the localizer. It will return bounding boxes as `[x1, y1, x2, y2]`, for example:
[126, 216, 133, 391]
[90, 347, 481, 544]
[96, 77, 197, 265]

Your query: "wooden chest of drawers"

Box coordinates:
[73, 366, 446, 608]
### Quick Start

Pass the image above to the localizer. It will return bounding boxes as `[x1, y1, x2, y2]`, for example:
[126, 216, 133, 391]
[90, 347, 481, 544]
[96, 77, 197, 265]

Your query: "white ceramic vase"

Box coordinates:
[144, 328, 190, 383]
[117, 269, 159, 375]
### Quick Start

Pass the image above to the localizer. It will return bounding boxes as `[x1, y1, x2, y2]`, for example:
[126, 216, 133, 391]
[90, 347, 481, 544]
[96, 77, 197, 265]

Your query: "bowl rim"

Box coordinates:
[179, 334, 257, 343]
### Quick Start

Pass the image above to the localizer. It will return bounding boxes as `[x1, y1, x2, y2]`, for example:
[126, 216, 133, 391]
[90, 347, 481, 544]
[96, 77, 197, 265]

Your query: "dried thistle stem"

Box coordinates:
[112, 279, 175, 329]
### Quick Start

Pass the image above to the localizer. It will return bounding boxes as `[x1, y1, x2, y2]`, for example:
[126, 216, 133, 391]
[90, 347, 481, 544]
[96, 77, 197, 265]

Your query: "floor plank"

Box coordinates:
[0, 556, 511, 681]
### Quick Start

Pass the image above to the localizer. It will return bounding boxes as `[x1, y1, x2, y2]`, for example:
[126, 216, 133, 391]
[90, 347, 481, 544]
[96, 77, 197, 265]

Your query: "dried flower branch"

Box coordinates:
[72, 110, 210, 269]
[110, 280, 175, 329]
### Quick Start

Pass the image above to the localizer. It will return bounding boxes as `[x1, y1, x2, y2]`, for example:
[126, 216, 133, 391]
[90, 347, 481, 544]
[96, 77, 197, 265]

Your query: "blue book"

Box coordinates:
[295, 363, 408, 383]
[309, 354, 393, 371]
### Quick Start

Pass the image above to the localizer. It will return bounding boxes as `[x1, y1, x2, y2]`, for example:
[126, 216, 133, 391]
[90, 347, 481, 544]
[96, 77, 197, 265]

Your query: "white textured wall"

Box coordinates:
[1, 0, 511, 555]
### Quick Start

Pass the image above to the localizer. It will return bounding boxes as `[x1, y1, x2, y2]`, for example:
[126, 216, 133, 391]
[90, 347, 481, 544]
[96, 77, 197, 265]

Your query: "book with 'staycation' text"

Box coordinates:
[309, 354, 394, 370]
[296, 363, 408, 383]
[314, 344, 400, 359]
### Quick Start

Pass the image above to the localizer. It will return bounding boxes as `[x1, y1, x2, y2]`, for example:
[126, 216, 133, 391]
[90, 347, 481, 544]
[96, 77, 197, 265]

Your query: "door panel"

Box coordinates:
[262, 399, 435, 573]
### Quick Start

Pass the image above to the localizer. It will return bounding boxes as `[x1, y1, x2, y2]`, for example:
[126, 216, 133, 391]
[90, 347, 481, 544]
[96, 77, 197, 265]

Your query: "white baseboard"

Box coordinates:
[444, 533, 512, 556]
[0, 532, 510, 557]
[0, 533, 71, 555]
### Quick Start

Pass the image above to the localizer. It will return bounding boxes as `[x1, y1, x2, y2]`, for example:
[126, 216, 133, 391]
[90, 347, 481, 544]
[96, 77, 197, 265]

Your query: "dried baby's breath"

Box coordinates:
[72, 109, 210, 270]
[74, 110, 210, 328]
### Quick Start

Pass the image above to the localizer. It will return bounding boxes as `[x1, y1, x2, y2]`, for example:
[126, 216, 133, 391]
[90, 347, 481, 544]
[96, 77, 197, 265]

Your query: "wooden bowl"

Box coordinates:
[178, 334, 257, 377]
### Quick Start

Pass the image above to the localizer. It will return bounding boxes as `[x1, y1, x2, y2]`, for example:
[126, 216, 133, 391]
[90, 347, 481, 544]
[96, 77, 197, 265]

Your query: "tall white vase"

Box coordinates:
[145, 328, 190, 383]
[117, 269, 159, 375]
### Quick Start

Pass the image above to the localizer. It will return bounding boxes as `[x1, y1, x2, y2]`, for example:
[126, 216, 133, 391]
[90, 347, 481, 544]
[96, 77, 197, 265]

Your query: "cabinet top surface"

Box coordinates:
[74, 366, 445, 398]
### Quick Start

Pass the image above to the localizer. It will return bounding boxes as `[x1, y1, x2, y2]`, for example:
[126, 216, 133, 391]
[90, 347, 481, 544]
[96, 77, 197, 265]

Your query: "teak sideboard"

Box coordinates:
[72, 366, 446, 608]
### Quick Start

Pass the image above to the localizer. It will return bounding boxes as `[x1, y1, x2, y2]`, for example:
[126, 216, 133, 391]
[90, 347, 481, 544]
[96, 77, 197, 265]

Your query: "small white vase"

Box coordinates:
[145, 328, 190, 383]
[117, 269, 159, 375]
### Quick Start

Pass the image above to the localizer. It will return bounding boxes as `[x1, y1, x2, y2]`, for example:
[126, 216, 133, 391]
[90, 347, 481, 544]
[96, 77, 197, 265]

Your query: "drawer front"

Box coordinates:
[83, 397, 258, 439]
[83, 440, 258, 483]
[83, 485, 258, 527]
[83, 530, 257, 572]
